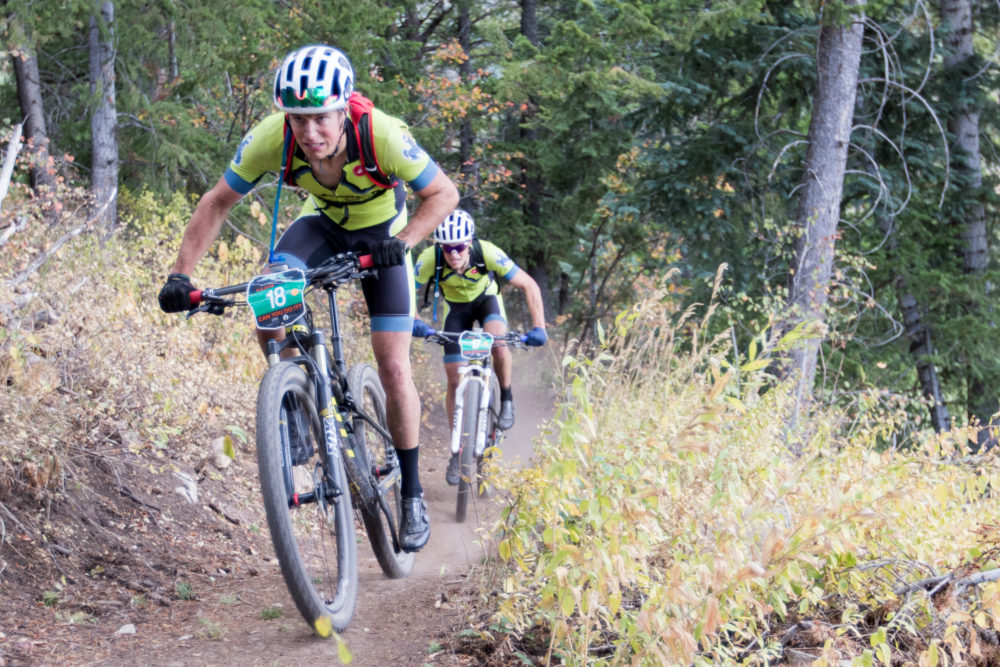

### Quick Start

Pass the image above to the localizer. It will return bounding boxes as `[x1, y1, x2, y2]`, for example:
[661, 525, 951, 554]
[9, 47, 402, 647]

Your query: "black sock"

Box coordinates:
[500, 386, 513, 402]
[396, 446, 422, 498]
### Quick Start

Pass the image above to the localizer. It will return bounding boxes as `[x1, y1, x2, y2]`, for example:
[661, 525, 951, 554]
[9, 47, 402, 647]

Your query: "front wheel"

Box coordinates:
[256, 361, 358, 635]
[346, 363, 414, 579]
[456, 380, 482, 523]
[477, 372, 503, 498]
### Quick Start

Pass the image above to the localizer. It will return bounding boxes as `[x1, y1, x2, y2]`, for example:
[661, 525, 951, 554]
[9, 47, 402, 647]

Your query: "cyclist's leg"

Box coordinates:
[480, 294, 512, 390]
[356, 220, 429, 552]
[480, 294, 514, 429]
[441, 301, 474, 423]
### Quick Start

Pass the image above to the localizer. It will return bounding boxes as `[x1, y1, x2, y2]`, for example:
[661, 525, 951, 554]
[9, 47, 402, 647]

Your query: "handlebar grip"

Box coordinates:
[358, 254, 374, 269]
[189, 290, 203, 306]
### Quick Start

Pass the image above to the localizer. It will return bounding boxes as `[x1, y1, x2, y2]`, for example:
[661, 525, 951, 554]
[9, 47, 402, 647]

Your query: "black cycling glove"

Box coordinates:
[158, 273, 197, 313]
[371, 238, 409, 267]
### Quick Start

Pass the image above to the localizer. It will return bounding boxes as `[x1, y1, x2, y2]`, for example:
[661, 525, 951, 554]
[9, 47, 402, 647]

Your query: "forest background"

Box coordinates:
[3, 0, 1000, 664]
[8, 0, 1000, 439]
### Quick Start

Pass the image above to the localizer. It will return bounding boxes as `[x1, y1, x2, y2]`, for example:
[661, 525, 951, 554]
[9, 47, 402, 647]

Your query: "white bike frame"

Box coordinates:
[449, 330, 495, 460]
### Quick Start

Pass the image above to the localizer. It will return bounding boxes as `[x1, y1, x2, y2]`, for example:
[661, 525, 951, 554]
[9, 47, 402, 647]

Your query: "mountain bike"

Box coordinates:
[424, 329, 524, 522]
[187, 251, 413, 636]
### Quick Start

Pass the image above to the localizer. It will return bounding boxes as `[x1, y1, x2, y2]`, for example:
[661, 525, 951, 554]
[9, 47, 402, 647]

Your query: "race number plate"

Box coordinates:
[246, 269, 306, 330]
[459, 331, 493, 360]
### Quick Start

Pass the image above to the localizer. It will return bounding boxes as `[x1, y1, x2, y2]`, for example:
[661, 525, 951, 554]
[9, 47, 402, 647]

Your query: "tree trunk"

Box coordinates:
[457, 3, 476, 208]
[899, 288, 951, 432]
[783, 2, 865, 423]
[518, 0, 551, 319]
[11, 47, 57, 200]
[89, 0, 118, 232]
[865, 142, 951, 433]
[941, 0, 995, 449]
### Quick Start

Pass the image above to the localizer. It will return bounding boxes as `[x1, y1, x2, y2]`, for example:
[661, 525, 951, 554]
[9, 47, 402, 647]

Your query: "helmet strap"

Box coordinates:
[320, 113, 349, 161]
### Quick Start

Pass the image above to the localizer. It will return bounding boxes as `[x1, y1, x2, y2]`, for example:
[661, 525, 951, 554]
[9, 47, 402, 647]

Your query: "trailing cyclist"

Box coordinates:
[158, 44, 459, 553]
[411, 209, 547, 485]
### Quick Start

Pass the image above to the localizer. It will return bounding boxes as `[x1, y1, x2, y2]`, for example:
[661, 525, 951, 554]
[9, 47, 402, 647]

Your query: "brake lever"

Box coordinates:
[185, 300, 231, 318]
[185, 303, 211, 319]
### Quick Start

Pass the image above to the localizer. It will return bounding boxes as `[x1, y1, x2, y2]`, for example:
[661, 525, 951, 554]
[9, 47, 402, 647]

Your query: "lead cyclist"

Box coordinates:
[157, 44, 459, 553]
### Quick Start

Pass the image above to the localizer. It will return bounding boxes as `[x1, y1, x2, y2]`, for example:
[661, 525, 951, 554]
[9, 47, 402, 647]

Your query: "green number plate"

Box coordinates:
[247, 269, 306, 330]
[459, 331, 493, 360]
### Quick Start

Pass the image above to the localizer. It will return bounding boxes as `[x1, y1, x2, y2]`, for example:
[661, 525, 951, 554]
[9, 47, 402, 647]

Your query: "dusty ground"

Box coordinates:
[0, 353, 556, 667]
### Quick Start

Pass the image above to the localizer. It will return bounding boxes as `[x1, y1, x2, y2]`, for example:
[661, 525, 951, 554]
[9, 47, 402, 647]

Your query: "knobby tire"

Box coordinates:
[345, 363, 414, 578]
[477, 373, 502, 498]
[256, 361, 358, 635]
[456, 380, 481, 523]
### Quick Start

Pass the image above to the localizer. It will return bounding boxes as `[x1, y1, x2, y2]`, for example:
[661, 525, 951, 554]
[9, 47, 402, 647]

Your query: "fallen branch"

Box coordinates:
[895, 568, 1000, 596]
[4, 219, 89, 287]
[956, 568, 1000, 594]
[0, 215, 26, 247]
[4, 188, 115, 287]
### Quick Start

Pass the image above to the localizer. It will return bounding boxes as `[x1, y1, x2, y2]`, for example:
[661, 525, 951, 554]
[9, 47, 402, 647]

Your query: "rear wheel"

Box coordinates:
[256, 361, 358, 635]
[346, 363, 414, 578]
[456, 380, 481, 523]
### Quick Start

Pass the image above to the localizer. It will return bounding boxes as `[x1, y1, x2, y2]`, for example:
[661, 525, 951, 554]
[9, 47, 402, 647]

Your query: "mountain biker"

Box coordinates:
[157, 44, 458, 553]
[410, 209, 547, 486]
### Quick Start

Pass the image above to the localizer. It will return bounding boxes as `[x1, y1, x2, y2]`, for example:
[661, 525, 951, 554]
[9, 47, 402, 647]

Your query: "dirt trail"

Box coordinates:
[74, 361, 557, 666]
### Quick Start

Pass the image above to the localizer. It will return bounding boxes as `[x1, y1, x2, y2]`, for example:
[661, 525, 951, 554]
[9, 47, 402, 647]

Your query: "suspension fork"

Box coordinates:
[308, 329, 350, 500]
[452, 364, 490, 456]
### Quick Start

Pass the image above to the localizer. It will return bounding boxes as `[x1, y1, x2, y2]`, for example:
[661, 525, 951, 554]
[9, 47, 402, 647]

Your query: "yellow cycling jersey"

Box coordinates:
[413, 240, 520, 304]
[224, 108, 439, 230]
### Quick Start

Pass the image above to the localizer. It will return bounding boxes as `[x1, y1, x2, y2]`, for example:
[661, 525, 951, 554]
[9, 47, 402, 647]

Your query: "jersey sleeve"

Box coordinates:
[224, 113, 286, 194]
[413, 246, 436, 288]
[371, 108, 439, 191]
[481, 241, 520, 281]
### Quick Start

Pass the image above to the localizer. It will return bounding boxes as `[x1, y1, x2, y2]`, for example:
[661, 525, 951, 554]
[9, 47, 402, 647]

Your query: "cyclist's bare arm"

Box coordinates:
[507, 270, 546, 330]
[394, 170, 458, 249]
[170, 177, 244, 276]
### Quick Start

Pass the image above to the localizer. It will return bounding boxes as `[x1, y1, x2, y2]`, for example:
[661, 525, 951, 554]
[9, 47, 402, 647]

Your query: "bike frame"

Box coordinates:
[193, 256, 400, 541]
[271, 277, 401, 536]
[441, 330, 505, 460]
[452, 360, 495, 459]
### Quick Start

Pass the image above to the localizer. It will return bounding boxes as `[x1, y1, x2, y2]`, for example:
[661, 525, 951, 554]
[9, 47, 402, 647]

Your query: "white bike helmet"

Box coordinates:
[433, 209, 475, 244]
[274, 45, 354, 113]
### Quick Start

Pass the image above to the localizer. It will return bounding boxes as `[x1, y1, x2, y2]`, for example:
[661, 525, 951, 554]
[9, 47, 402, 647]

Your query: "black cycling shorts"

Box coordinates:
[440, 292, 506, 363]
[273, 213, 414, 333]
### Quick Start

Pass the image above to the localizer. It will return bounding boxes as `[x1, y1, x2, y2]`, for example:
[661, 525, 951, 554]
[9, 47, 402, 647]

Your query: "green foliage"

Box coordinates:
[175, 581, 195, 600]
[196, 615, 224, 639]
[479, 269, 1000, 664]
[260, 606, 283, 620]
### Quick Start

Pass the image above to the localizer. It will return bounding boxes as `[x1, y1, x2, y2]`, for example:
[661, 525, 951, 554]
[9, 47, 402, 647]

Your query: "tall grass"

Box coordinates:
[483, 268, 1000, 665]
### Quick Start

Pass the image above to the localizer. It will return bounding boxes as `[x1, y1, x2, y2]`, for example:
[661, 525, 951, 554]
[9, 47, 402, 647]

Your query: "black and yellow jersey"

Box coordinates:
[413, 240, 520, 303]
[224, 108, 438, 231]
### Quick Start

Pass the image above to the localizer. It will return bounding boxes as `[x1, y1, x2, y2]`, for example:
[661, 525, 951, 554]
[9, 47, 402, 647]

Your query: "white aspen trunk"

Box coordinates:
[941, 0, 995, 448]
[784, 2, 866, 421]
[89, 0, 119, 231]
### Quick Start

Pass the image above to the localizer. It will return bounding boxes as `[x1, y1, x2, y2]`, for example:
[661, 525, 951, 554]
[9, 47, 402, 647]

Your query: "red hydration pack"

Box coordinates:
[281, 92, 397, 189]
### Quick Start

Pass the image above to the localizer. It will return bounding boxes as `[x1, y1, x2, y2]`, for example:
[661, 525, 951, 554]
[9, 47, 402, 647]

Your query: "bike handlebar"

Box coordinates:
[188, 252, 374, 313]
[425, 330, 527, 348]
